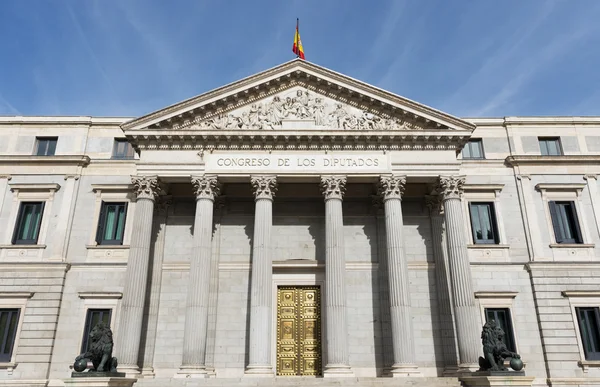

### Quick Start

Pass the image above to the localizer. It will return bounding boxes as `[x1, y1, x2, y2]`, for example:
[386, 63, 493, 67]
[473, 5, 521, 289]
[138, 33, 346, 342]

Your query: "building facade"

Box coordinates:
[1, 60, 600, 387]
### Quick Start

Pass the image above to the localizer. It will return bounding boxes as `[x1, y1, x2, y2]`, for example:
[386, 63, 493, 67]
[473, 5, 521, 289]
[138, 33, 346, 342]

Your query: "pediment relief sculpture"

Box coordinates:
[187, 88, 424, 131]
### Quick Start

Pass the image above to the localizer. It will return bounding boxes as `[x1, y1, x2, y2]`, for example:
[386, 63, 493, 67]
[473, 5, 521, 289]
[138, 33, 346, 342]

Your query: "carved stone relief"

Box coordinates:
[251, 175, 278, 200]
[320, 176, 347, 200]
[131, 175, 160, 201]
[191, 175, 220, 201]
[188, 88, 423, 131]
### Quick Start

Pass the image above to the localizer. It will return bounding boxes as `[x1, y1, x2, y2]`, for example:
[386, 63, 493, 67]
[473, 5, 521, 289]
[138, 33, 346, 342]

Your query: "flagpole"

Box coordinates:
[296, 18, 300, 58]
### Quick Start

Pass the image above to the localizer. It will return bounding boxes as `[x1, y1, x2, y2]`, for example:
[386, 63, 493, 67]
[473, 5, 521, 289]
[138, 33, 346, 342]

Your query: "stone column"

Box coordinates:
[378, 175, 419, 376]
[437, 176, 481, 370]
[320, 176, 353, 377]
[178, 175, 220, 378]
[140, 196, 171, 376]
[246, 176, 278, 376]
[425, 195, 459, 375]
[117, 175, 160, 375]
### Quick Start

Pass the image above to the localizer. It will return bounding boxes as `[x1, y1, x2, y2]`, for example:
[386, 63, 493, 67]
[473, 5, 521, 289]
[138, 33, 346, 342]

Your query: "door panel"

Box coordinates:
[277, 286, 321, 376]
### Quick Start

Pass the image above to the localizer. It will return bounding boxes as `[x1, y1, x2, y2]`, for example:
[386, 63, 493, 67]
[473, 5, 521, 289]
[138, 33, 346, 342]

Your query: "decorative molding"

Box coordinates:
[91, 184, 133, 192]
[0, 155, 90, 166]
[526, 262, 600, 271]
[9, 183, 60, 192]
[577, 361, 600, 373]
[378, 175, 406, 201]
[463, 184, 504, 192]
[0, 244, 46, 250]
[548, 377, 600, 385]
[131, 175, 160, 201]
[549, 243, 594, 249]
[437, 175, 465, 200]
[85, 245, 130, 250]
[506, 155, 600, 166]
[250, 175, 278, 200]
[474, 291, 517, 299]
[467, 244, 510, 249]
[0, 175, 12, 180]
[425, 194, 444, 216]
[191, 175, 220, 200]
[562, 291, 600, 298]
[535, 183, 586, 192]
[164, 261, 433, 271]
[78, 292, 123, 299]
[320, 175, 346, 200]
[0, 292, 34, 299]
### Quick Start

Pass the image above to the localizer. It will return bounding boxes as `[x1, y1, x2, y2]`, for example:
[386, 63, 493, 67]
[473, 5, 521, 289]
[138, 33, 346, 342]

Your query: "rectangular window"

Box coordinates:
[539, 137, 563, 156]
[462, 139, 485, 159]
[12, 202, 45, 245]
[34, 137, 57, 156]
[0, 308, 20, 362]
[549, 201, 583, 244]
[111, 139, 135, 160]
[96, 202, 127, 245]
[576, 307, 600, 360]
[81, 309, 112, 353]
[469, 202, 499, 244]
[485, 308, 516, 353]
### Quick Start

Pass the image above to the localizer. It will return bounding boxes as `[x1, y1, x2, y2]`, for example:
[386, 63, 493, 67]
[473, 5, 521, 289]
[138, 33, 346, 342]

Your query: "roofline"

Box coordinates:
[0, 116, 132, 125]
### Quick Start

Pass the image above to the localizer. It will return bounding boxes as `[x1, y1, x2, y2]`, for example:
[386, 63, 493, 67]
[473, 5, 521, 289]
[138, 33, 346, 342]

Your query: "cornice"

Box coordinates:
[506, 155, 600, 166]
[0, 155, 91, 166]
[122, 60, 475, 133]
[128, 130, 471, 152]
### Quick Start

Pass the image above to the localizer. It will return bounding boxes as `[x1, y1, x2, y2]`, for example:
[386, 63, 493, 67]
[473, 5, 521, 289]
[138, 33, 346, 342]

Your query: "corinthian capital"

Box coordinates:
[191, 175, 220, 201]
[131, 175, 160, 201]
[425, 194, 444, 216]
[251, 175, 278, 200]
[437, 175, 465, 200]
[320, 175, 346, 200]
[378, 175, 406, 201]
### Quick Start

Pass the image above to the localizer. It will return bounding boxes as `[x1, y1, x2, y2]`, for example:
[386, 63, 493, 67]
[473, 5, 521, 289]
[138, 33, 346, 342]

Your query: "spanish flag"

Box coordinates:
[292, 19, 305, 59]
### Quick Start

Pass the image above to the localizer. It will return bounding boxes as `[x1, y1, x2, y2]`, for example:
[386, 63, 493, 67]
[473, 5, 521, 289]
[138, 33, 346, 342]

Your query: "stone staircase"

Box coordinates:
[135, 377, 463, 387]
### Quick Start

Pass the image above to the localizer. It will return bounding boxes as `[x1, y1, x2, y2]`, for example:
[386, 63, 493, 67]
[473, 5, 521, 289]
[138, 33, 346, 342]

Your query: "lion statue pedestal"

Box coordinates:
[64, 322, 137, 387]
[459, 321, 535, 387]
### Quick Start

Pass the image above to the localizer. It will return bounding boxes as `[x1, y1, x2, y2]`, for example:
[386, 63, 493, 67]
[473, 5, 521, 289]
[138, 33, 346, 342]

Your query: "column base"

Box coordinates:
[323, 364, 354, 377]
[460, 372, 534, 387]
[64, 377, 137, 387]
[457, 363, 481, 374]
[442, 365, 460, 377]
[139, 367, 154, 378]
[390, 363, 421, 377]
[244, 364, 274, 377]
[115, 365, 140, 379]
[175, 366, 209, 379]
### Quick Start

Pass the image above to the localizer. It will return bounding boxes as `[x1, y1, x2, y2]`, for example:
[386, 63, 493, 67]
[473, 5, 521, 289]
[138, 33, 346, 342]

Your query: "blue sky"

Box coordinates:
[1, 0, 599, 118]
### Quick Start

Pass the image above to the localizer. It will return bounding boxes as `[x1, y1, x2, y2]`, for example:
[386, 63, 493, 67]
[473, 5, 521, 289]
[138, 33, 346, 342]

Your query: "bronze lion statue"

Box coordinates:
[478, 320, 520, 371]
[75, 321, 118, 373]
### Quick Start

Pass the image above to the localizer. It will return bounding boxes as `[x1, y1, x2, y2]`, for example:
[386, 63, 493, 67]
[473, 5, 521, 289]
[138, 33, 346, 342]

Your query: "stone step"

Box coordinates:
[135, 377, 462, 387]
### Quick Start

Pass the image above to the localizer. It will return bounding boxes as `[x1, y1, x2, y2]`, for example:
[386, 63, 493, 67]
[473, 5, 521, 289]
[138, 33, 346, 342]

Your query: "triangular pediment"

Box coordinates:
[122, 59, 475, 133]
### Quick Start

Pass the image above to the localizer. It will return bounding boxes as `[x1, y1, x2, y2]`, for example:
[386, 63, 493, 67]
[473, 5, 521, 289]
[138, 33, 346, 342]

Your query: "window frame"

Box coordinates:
[462, 139, 485, 160]
[549, 200, 583, 244]
[538, 137, 563, 156]
[77, 292, 122, 356]
[475, 292, 519, 355]
[575, 306, 600, 361]
[88, 185, 135, 248]
[95, 201, 128, 246]
[34, 137, 58, 156]
[462, 185, 508, 249]
[111, 139, 135, 160]
[563, 292, 600, 370]
[468, 202, 500, 244]
[0, 292, 33, 369]
[80, 308, 113, 354]
[484, 307, 517, 353]
[11, 201, 45, 245]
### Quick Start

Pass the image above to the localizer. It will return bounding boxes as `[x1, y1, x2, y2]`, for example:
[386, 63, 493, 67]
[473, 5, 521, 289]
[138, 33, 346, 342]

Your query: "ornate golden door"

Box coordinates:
[276, 286, 322, 376]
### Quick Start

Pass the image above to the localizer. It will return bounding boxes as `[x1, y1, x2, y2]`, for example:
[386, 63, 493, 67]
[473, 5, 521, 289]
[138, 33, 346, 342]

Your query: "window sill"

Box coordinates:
[467, 244, 510, 249]
[578, 360, 600, 373]
[550, 243, 595, 249]
[0, 244, 46, 249]
[86, 245, 130, 250]
[0, 362, 16, 374]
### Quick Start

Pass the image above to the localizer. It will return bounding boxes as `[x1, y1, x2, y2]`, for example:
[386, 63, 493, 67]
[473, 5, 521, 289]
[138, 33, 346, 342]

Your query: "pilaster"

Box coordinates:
[178, 175, 220, 378]
[320, 176, 353, 377]
[378, 175, 419, 376]
[437, 175, 481, 371]
[51, 175, 80, 261]
[515, 174, 543, 260]
[117, 175, 160, 375]
[0, 175, 11, 219]
[245, 175, 277, 376]
[584, 175, 600, 238]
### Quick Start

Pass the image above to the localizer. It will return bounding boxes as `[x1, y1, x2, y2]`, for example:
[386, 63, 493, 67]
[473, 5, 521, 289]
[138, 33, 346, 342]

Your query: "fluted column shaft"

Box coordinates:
[320, 176, 353, 376]
[118, 176, 160, 374]
[179, 175, 219, 377]
[246, 176, 277, 375]
[438, 176, 481, 369]
[426, 196, 458, 374]
[379, 175, 419, 376]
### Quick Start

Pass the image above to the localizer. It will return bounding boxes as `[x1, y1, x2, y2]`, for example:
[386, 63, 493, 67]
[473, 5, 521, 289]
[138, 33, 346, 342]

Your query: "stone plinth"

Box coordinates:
[64, 375, 137, 387]
[460, 372, 534, 387]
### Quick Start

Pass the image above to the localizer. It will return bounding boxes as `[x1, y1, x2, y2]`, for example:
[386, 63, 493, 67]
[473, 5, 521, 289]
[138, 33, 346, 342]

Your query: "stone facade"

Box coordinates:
[0, 60, 600, 387]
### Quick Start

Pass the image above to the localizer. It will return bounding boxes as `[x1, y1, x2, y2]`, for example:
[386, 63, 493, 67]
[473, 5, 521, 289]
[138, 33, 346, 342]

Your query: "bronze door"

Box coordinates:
[276, 286, 322, 376]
